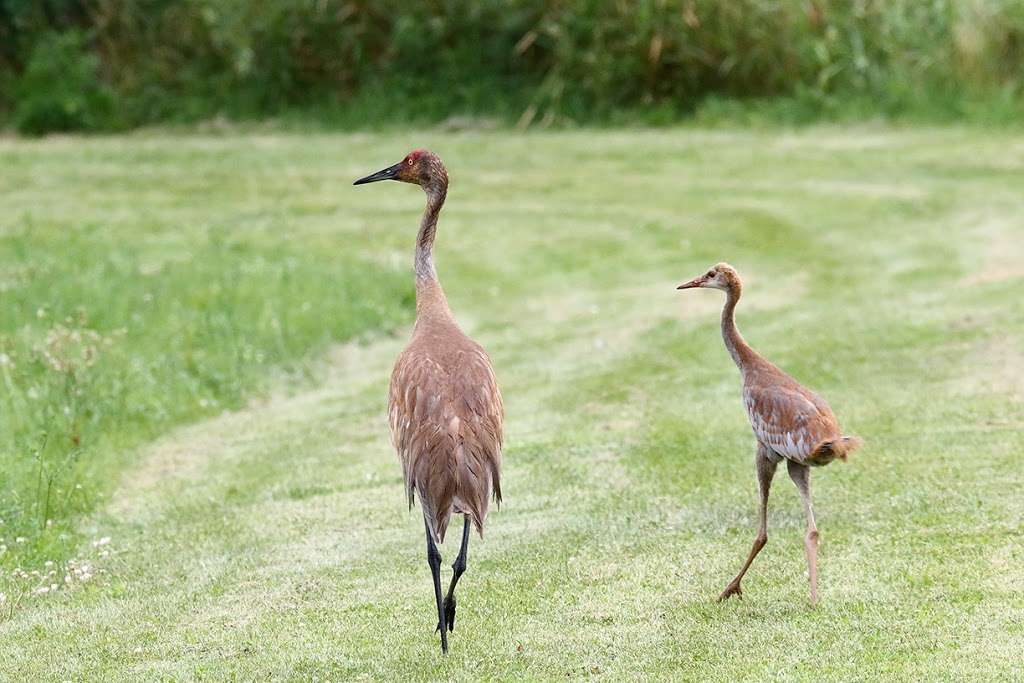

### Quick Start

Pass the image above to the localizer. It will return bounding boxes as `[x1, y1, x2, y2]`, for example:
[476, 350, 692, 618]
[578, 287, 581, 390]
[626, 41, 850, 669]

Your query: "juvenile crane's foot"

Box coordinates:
[718, 581, 743, 602]
[435, 595, 457, 634]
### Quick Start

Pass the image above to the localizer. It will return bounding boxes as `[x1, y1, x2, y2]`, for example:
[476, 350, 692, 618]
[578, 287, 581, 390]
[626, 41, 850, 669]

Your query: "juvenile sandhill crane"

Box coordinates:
[354, 150, 503, 654]
[677, 263, 861, 604]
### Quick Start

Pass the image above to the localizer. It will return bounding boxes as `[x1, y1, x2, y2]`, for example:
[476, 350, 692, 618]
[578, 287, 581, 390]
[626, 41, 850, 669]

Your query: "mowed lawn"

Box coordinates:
[1, 128, 1022, 681]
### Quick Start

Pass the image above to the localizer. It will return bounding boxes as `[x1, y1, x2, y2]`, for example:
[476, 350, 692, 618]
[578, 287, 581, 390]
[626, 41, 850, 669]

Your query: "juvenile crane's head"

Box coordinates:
[677, 262, 742, 293]
[353, 149, 448, 197]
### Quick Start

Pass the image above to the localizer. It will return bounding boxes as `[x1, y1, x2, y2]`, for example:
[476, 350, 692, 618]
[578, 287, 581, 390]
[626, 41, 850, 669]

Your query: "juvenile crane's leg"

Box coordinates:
[436, 515, 471, 634]
[787, 460, 819, 605]
[424, 519, 449, 653]
[719, 444, 778, 601]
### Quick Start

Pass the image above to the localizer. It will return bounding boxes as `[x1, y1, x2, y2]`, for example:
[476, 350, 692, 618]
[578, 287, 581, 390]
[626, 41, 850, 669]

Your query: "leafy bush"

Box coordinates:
[13, 30, 118, 135]
[1, 2, 1024, 129]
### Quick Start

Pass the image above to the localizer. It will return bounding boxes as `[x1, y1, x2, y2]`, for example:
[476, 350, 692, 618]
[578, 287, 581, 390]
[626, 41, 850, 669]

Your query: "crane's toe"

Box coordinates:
[435, 595, 457, 634]
[444, 595, 457, 632]
[718, 581, 743, 602]
[445, 594, 457, 632]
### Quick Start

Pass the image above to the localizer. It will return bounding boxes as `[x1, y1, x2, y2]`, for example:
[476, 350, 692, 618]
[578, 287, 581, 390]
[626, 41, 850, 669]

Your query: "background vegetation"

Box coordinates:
[2, 0, 1024, 134]
[0, 138, 411, 573]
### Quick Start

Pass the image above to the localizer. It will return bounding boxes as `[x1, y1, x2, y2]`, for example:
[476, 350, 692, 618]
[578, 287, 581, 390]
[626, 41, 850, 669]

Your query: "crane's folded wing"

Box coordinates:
[388, 344, 504, 510]
[743, 384, 839, 462]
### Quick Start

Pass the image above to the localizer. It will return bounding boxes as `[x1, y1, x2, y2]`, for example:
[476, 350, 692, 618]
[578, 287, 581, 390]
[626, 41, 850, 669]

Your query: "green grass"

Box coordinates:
[0, 138, 412, 568]
[0, 128, 1022, 680]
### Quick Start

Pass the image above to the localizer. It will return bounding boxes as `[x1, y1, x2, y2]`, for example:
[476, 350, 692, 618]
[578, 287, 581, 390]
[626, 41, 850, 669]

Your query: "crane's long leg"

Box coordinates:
[787, 460, 819, 605]
[424, 519, 448, 653]
[436, 515, 471, 634]
[719, 444, 778, 601]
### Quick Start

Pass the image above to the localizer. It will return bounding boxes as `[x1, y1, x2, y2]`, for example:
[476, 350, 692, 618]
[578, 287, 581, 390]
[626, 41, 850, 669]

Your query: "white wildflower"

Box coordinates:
[92, 536, 111, 547]
[68, 560, 94, 583]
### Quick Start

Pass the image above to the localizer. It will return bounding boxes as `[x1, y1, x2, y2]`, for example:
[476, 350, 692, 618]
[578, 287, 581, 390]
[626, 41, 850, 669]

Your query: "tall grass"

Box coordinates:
[2, 1, 1024, 132]
[0, 223, 411, 565]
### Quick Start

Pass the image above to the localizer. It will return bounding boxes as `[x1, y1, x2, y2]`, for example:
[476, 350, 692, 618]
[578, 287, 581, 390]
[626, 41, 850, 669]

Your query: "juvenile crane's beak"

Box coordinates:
[353, 161, 403, 185]
[676, 276, 704, 290]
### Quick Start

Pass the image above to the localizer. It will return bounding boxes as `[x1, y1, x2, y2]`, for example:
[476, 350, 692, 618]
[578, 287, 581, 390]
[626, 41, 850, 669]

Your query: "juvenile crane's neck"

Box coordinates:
[721, 284, 755, 370]
[414, 182, 450, 317]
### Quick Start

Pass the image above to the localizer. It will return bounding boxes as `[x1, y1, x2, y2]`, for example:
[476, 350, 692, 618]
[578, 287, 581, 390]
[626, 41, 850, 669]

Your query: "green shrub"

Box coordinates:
[13, 30, 118, 135]
[2, 2, 1024, 130]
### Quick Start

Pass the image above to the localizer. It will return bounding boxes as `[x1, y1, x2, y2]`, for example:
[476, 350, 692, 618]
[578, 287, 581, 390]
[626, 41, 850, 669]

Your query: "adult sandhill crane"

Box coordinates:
[354, 150, 503, 653]
[677, 263, 861, 604]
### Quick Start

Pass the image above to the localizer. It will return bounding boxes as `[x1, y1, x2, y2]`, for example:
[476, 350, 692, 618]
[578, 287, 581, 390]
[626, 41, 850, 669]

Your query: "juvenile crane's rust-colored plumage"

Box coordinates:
[678, 263, 861, 604]
[354, 149, 503, 654]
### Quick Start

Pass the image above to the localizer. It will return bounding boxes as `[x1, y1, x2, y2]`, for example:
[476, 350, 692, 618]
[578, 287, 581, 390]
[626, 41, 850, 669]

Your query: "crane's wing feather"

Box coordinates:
[743, 383, 839, 463]
[389, 348, 444, 510]
[388, 340, 503, 537]
[451, 343, 504, 505]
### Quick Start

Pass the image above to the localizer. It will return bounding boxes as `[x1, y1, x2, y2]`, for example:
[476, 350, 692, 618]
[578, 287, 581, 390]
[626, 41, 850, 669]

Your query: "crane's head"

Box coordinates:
[677, 262, 741, 293]
[353, 149, 448, 195]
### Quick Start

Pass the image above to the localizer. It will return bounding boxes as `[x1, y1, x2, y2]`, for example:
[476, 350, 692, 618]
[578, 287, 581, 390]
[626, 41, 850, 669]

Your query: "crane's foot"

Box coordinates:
[434, 595, 457, 634]
[718, 581, 743, 602]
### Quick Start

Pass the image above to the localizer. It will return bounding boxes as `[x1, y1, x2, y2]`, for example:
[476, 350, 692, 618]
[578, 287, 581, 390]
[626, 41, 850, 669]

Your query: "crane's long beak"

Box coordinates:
[353, 161, 403, 185]
[676, 277, 704, 290]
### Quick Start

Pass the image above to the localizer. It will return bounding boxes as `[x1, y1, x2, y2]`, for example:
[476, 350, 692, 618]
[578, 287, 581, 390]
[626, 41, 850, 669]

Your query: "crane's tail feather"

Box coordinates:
[419, 496, 449, 545]
[454, 477, 489, 539]
[454, 444, 495, 539]
[808, 435, 863, 466]
[491, 460, 503, 507]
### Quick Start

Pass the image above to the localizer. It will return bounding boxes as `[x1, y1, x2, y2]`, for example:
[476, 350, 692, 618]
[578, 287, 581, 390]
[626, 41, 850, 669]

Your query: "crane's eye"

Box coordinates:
[706, 271, 714, 278]
[407, 158, 414, 165]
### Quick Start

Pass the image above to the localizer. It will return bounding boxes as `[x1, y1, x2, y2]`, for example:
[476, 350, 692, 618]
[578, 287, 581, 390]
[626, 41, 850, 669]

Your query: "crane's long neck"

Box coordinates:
[414, 183, 449, 316]
[721, 284, 755, 370]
